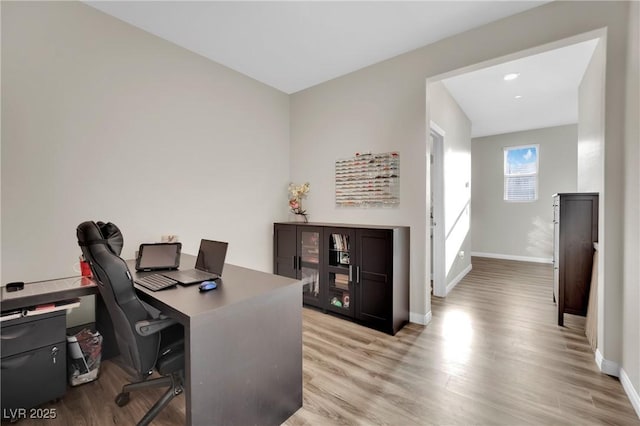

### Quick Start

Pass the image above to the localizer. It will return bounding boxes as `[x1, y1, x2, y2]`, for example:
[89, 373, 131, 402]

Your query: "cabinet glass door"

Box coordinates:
[325, 229, 355, 317]
[299, 228, 321, 306]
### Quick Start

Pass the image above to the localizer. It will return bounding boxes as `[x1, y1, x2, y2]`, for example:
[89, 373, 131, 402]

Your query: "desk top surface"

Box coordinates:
[0, 255, 299, 321]
[1, 276, 98, 312]
[131, 254, 300, 323]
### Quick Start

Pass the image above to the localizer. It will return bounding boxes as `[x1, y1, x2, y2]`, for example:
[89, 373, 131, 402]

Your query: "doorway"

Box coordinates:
[430, 123, 446, 297]
[425, 31, 603, 306]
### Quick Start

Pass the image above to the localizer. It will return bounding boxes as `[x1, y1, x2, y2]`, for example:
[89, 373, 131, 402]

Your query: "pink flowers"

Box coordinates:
[288, 182, 310, 222]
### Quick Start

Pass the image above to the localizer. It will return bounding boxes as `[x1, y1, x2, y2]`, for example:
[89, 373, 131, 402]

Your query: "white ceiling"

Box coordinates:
[86, 1, 548, 94]
[85, 1, 594, 138]
[442, 38, 599, 138]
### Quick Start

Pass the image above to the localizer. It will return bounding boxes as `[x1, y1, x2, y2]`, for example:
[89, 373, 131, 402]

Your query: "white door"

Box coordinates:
[430, 125, 446, 297]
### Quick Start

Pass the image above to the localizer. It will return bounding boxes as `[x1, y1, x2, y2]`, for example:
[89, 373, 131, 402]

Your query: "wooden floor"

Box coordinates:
[11, 257, 638, 425]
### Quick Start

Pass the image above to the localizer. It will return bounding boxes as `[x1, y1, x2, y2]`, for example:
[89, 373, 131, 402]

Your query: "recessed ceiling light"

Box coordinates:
[514, 95, 523, 99]
[504, 73, 520, 81]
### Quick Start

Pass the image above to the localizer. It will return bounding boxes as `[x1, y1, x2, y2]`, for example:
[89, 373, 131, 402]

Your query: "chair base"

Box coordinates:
[117, 372, 184, 426]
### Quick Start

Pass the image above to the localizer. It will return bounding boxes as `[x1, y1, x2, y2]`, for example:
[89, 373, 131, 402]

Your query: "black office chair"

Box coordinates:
[77, 221, 184, 426]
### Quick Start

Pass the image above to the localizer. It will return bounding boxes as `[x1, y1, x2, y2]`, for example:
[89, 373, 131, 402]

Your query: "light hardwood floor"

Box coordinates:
[10, 257, 639, 425]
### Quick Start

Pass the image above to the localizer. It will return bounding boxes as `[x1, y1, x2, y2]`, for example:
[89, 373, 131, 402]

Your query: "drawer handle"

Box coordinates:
[1, 352, 34, 369]
[1, 323, 34, 340]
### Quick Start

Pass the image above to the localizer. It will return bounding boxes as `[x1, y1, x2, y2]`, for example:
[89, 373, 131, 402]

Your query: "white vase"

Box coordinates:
[293, 213, 308, 223]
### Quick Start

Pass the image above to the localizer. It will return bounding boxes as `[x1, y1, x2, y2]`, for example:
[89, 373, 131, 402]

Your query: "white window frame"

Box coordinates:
[503, 144, 539, 202]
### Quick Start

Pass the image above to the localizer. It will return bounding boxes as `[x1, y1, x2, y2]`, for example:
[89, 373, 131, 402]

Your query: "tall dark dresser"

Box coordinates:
[553, 193, 599, 326]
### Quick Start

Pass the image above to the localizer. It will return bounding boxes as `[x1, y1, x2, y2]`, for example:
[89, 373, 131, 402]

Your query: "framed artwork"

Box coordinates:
[335, 151, 399, 206]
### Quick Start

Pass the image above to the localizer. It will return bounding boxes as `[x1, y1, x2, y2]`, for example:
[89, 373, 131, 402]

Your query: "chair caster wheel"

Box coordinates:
[115, 392, 130, 407]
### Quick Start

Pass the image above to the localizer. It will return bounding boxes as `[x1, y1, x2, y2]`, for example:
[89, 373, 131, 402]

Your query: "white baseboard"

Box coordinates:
[620, 368, 640, 418]
[446, 264, 472, 295]
[595, 348, 621, 377]
[410, 310, 432, 325]
[471, 251, 553, 264]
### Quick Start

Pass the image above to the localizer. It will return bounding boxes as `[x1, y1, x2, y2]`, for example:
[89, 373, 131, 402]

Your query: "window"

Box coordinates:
[504, 144, 538, 202]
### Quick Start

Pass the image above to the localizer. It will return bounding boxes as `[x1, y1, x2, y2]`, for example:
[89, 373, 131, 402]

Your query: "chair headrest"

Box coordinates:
[97, 221, 124, 256]
[77, 221, 124, 256]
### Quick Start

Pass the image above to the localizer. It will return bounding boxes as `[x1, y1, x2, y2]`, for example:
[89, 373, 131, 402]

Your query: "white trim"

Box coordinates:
[425, 29, 607, 84]
[471, 251, 553, 264]
[429, 123, 446, 297]
[620, 368, 640, 418]
[446, 264, 472, 295]
[430, 121, 446, 137]
[595, 348, 620, 377]
[410, 310, 432, 325]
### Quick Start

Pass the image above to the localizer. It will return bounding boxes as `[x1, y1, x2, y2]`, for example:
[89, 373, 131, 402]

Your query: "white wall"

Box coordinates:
[2, 3, 638, 405]
[575, 29, 624, 371]
[622, 0, 640, 413]
[290, 63, 429, 321]
[1, 2, 290, 286]
[290, 0, 633, 374]
[429, 82, 472, 287]
[577, 38, 605, 193]
[471, 125, 578, 262]
[576, 41, 606, 351]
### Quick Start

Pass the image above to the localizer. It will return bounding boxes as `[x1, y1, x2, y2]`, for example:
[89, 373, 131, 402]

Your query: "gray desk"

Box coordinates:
[128, 255, 303, 425]
[1, 276, 98, 312]
[2, 257, 303, 426]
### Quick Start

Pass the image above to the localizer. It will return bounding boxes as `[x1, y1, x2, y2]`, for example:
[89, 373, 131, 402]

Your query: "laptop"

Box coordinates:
[161, 239, 228, 285]
[135, 243, 182, 271]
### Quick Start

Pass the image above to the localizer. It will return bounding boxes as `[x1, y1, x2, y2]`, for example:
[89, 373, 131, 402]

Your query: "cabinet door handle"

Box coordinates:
[356, 266, 361, 284]
[349, 265, 353, 282]
[298, 256, 301, 270]
[292, 256, 297, 270]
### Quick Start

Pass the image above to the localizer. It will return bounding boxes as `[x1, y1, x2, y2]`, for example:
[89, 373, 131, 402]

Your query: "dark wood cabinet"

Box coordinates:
[355, 228, 395, 331]
[324, 227, 356, 318]
[273, 224, 324, 308]
[273, 224, 297, 279]
[553, 193, 599, 326]
[274, 222, 409, 335]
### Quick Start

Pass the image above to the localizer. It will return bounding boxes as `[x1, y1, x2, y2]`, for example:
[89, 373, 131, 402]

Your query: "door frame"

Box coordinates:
[429, 122, 446, 298]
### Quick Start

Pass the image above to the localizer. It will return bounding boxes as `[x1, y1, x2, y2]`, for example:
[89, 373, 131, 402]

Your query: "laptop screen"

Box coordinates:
[195, 240, 228, 275]
[136, 243, 181, 271]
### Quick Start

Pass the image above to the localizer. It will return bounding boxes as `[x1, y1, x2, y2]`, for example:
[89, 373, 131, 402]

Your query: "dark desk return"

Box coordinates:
[128, 254, 303, 425]
[2, 254, 303, 426]
[1, 276, 98, 418]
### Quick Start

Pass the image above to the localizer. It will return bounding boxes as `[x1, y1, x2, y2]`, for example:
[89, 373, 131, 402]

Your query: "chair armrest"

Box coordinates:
[141, 300, 161, 318]
[135, 317, 177, 336]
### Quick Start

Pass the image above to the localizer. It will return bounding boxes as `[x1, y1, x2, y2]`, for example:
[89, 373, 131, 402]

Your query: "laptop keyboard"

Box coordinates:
[135, 274, 178, 291]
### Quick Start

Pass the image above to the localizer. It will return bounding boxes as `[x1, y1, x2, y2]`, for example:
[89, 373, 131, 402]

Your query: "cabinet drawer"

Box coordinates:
[1, 343, 66, 412]
[1, 311, 66, 358]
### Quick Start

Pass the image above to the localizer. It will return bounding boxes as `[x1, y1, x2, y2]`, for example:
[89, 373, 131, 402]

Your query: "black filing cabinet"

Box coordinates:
[1, 311, 67, 415]
[553, 193, 599, 326]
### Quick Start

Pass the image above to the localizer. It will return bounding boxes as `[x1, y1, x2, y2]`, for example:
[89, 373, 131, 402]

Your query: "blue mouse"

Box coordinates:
[199, 280, 217, 292]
